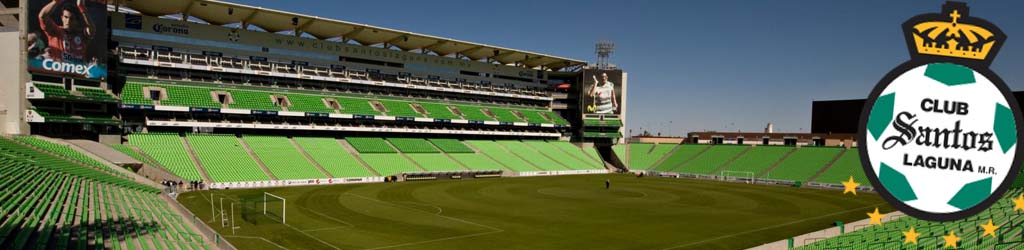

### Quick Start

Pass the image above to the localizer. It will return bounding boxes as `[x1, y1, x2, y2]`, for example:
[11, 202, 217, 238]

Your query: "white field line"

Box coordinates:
[657, 203, 887, 250]
[222, 235, 290, 250]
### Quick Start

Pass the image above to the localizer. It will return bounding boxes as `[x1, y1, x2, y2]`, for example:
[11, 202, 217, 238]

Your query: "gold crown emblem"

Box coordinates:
[903, 2, 1005, 65]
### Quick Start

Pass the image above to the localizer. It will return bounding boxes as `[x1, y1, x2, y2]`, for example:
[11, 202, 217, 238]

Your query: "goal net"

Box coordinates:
[236, 192, 286, 225]
[263, 192, 286, 224]
[721, 171, 755, 183]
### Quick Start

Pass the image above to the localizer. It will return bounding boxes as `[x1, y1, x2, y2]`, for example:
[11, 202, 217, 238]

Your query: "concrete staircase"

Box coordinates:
[664, 145, 713, 172]
[179, 136, 215, 183]
[235, 136, 278, 180]
[757, 147, 800, 178]
[428, 141, 472, 170]
[807, 149, 848, 182]
[383, 140, 428, 172]
[491, 141, 544, 171]
[460, 141, 517, 174]
[650, 144, 683, 170]
[336, 139, 382, 176]
[706, 146, 754, 176]
[289, 137, 334, 178]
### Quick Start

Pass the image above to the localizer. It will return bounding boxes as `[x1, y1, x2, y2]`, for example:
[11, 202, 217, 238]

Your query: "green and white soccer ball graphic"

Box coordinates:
[865, 63, 1018, 214]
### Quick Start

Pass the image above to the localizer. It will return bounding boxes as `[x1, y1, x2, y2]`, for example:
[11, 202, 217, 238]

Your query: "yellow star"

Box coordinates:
[981, 219, 999, 238]
[903, 227, 920, 245]
[1013, 194, 1024, 212]
[841, 176, 860, 195]
[943, 231, 960, 249]
[867, 207, 885, 225]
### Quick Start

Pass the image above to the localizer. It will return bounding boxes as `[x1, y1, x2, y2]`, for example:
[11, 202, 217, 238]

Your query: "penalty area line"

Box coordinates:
[283, 222, 343, 250]
[223, 235, 290, 250]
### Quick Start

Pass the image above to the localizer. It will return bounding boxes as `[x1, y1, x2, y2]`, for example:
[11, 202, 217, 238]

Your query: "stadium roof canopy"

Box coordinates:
[117, 0, 587, 71]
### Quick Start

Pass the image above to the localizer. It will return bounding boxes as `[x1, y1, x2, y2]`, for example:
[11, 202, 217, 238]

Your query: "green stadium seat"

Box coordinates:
[428, 139, 475, 153]
[523, 141, 603, 170]
[812, 149, 868, 185]
[674, 145, 748, 175]
[489, 108, 524, 123]
[0, 138, 204, 250]
[244, 135, 326, 180]
[286, 94, 336, 113]
[406, 154, 466, 171]
[763, 147, 842, 182]
[337, 97, 380, 116]
[418, 103, 461, 120]
[456, 105, 496, 121]
[358, 154, 421, 176]
[718, 146, 793, 177]
[187, 134, 270, 182]
[346, 137, 396, 153]
[449, 154, 505, 171]
[631, 143, 676, 170]
[388, 138, 439, 153]
[466, 140, 538, 172]
[228, 89, 280, 111]
[128, 133, 204, 181]
[293, 137, 376, 178]
[498, 141, 569, 171]
[650, 144, 708, 171]
[380, 100, 422, 117]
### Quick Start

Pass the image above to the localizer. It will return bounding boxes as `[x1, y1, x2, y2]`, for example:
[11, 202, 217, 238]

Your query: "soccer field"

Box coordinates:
[178, 174, 892, 250]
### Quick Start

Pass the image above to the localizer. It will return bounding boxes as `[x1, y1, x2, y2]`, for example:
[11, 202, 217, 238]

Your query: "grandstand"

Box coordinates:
[764, 147, 842, 182]
[0, 137, 208, 249]
[292, 137, 376, 178]
[797, 189, 1024, 249]
[626, 142, 865, 185]
[717, 146, 794, 178]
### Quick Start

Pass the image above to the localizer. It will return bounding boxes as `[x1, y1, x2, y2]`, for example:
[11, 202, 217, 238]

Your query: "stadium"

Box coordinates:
[0, 0, 1022, 249]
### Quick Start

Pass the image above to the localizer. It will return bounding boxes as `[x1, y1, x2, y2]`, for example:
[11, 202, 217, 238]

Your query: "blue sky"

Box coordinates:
[234, 0, 1024, 136]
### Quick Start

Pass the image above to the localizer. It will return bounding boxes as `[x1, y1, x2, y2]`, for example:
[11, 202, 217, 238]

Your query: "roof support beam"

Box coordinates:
[522, 56, 548, 67]
[489, 50, 517, 62]
[240, 9, 259, 30]
[180, 0, 196, 22]
[294, 19, 315, 37]
[340, 27, 365, 43]
[423, 40, 448, 55]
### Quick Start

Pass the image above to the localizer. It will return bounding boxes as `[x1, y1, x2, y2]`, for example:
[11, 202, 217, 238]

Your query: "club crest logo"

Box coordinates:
[859, 1, 1020, 221]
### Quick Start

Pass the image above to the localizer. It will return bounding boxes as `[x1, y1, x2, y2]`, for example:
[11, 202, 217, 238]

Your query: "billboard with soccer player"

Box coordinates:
[26, 0, 108, 79]
[582, 69, 623, 115]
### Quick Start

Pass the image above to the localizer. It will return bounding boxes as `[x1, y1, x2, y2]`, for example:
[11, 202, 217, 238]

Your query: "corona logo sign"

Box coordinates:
[859, 1, 1019, 221]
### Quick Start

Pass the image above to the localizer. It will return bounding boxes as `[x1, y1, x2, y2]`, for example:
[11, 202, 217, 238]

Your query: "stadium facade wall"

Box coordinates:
[110, 12, 550, 89]
[0, 29, 27, 135]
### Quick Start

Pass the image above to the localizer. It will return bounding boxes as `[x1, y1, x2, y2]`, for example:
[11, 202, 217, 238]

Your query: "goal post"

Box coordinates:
[721, 171, 755, 183]
[264, 192, 286, 224]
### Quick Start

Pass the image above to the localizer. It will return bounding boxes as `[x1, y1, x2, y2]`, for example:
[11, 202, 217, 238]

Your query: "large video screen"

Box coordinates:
[582, 69, 623, 115]
[26, 0, 108, 79]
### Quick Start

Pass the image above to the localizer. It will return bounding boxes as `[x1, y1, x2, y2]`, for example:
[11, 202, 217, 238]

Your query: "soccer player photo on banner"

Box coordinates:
[859, 1, 1021, 221]
[26, 0, 108, 79]
[583, 69, 622, 115]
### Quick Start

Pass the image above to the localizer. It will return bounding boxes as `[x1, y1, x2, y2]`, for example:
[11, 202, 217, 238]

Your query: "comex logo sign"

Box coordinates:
[42, 59, 94, 75]
[859, 1, 1021, 221]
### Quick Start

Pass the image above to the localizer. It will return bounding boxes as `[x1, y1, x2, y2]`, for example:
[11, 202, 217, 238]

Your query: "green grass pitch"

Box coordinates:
[178, 174, 892, 250]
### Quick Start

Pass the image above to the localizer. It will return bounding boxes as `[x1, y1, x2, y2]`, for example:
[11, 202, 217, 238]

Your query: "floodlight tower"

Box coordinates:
[595, 41, 615, 70]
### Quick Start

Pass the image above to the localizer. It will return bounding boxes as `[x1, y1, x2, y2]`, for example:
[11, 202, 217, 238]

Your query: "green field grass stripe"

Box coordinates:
[868, 93, 896, 140]
[994, 103, 1017, 154]
[947, 177, 991, 210]
[879, 163, 917, 202]
[924, 63, 976, 86]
